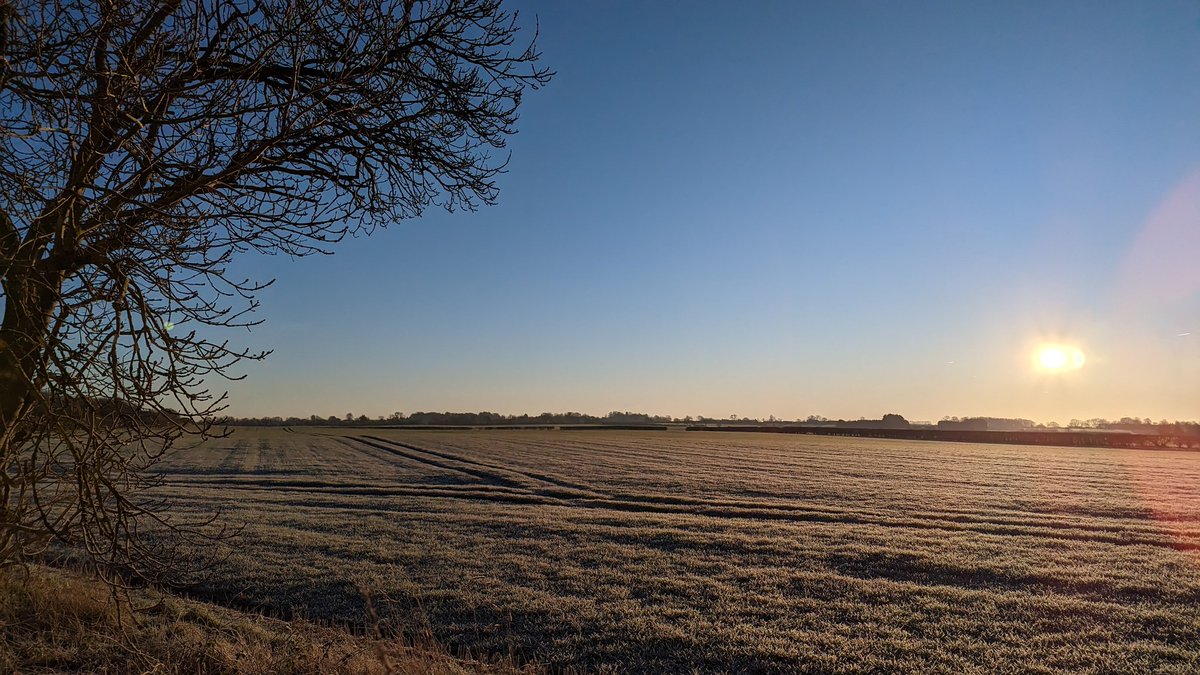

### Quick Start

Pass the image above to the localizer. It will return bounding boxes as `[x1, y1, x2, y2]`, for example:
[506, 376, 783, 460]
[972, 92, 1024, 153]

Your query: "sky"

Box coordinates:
[222, 0, 1200, 423]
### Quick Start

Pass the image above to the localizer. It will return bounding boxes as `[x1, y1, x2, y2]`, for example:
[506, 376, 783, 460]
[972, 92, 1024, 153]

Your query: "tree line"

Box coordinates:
[215, 411, 1200, 435]
[219, 410, 683, 427]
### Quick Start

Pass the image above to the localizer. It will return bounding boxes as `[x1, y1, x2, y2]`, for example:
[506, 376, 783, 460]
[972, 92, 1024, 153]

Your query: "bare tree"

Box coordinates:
[0, 0, 549, 580]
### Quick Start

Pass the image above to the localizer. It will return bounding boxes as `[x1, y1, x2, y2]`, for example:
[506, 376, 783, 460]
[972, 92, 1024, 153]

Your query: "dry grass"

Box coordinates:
[147, 427, 1200, 672]
[0, 564, 533, 674]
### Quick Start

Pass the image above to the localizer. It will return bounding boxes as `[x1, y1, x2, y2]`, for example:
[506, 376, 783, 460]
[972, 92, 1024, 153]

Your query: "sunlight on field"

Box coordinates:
[153, 428, 1200, 672]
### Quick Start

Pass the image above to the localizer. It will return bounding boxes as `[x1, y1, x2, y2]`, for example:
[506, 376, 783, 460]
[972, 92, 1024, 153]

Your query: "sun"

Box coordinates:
[1039, 347, 1067, 369]
[1035, 344, 1085, 372]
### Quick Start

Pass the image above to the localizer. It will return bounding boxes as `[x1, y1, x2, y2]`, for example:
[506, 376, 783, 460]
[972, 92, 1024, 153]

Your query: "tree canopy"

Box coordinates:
[0, 0, 549, 577]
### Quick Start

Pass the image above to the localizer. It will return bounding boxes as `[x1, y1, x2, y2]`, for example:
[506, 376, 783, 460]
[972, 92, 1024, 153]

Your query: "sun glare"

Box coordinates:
[1039, 347, 1067, 369]
[1035, 344, 1085, 372]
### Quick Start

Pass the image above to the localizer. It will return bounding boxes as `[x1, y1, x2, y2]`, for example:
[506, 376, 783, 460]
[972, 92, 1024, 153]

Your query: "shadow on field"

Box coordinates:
[823, 548, 1200, 608]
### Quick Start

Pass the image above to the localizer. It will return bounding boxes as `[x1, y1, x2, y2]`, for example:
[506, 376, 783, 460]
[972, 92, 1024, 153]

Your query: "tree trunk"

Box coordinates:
[0, 265, 64, 448]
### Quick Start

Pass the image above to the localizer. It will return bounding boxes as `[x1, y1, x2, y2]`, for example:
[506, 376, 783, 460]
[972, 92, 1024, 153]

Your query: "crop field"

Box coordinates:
[153, 428, 1200, 673]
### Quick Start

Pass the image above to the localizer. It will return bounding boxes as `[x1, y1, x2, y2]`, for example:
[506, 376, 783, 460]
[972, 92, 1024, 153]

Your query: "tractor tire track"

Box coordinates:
[346, 436, 531, 490]
[164, 481, 1200, 553]
[361, 435, 607, 498]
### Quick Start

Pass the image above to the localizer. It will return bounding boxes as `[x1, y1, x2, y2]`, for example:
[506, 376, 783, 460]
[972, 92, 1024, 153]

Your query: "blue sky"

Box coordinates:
[224, 0, 1200, 422]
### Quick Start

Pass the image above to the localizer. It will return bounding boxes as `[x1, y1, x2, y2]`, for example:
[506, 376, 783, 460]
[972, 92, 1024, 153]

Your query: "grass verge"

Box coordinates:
[0, 565, 534, 674]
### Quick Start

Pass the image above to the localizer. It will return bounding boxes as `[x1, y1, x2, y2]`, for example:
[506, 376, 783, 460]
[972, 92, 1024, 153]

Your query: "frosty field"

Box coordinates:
[153, 428, 1200, 673]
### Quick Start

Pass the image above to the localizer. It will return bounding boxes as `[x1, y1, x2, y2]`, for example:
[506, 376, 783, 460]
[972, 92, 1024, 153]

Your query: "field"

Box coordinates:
[153, 427, 1200, 673]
